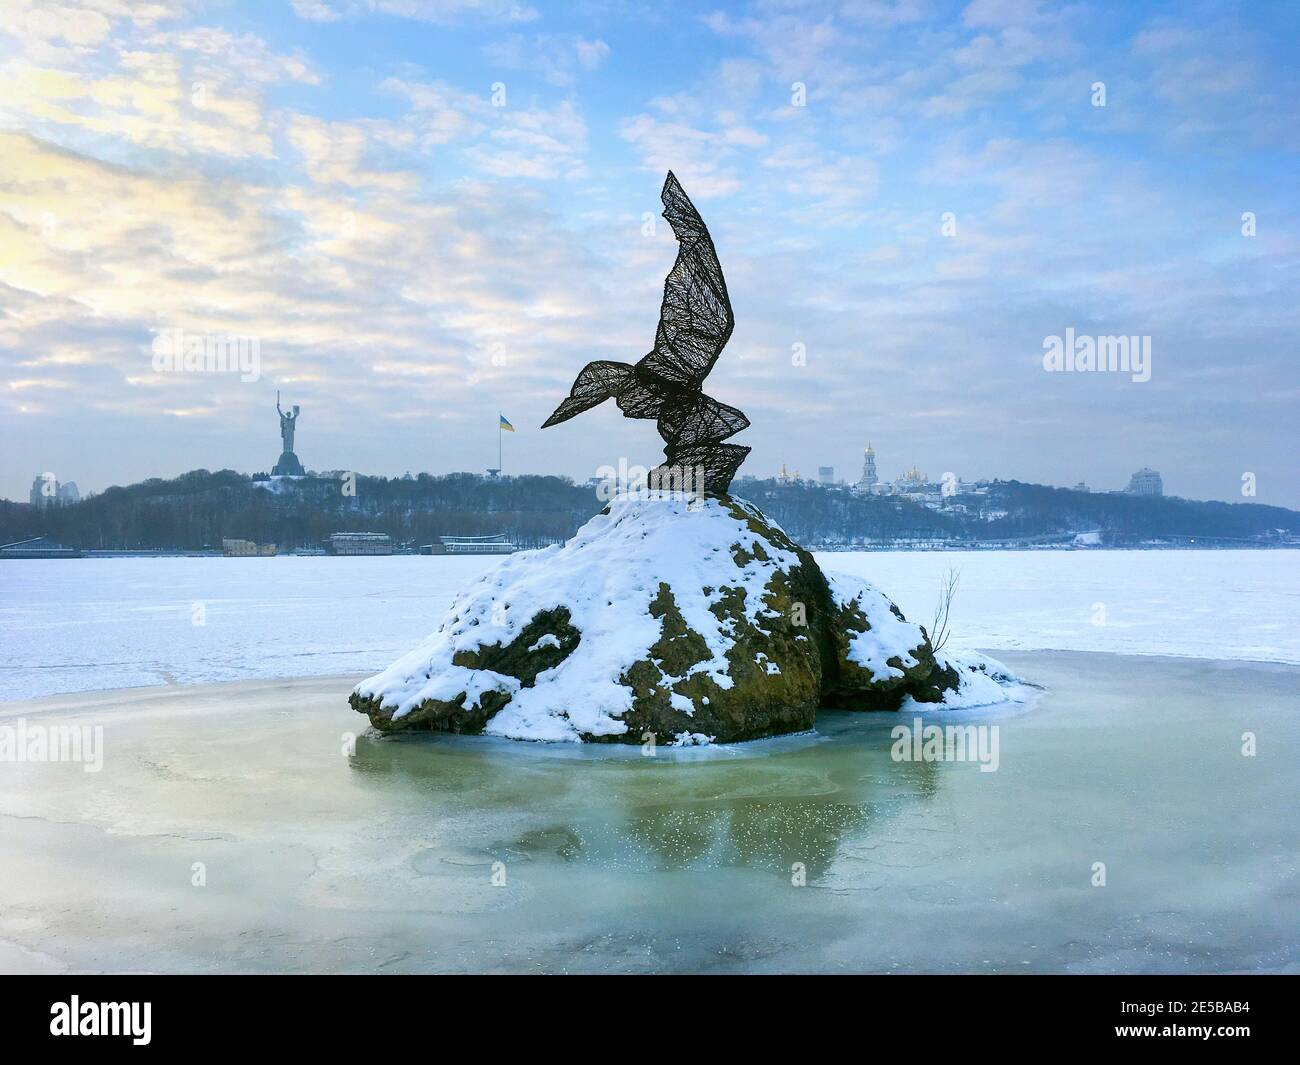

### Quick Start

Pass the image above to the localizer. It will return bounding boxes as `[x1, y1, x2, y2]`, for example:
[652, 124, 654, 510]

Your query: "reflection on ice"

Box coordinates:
[0, 651, 1296, 973]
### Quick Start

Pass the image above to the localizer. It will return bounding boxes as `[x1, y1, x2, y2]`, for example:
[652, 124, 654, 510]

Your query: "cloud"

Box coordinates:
[0, 7, 323, 162]
[0, 0, 183, 63]
[287, 114, 419, 189]
[383, 75, 588, 177]
[574, 37, 610, 70]
[292, 0, 540, 25]
[619, 113, 743, 198]
[0, 108, 624, 471]
[290, 0, 341, 22]
[482, 33, 610, 86]
[0, 0, 1297, 507]
[961, 0, 1048, 29]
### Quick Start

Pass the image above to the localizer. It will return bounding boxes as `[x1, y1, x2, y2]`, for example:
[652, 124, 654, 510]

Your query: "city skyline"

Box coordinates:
[2, 1, 1298, 507]
[14, 420, 1193, 506]
[5, 386, 1243, 504]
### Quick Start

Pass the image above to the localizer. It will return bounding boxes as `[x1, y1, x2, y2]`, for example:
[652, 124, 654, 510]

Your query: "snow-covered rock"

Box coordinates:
[905, 648, 1032, 711]
[351, 493, 1022, 742]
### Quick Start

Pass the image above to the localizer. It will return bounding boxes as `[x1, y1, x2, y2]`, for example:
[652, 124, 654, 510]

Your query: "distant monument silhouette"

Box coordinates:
[542, 171, 749, 494]
[273, 391, 305, 476]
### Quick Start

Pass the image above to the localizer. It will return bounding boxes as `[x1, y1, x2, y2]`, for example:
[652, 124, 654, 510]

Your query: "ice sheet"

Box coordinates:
[2, 548, 1297, 701]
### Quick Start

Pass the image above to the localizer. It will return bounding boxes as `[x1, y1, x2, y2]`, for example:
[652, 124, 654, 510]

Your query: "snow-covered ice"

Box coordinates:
[820, 548, 1300, 666]
[1, 547, 1297, 701]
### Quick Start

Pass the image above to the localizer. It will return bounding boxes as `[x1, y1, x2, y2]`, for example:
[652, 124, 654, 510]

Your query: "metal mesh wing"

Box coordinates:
[541, 361, 632, 427]
[636, 171, 734, 388]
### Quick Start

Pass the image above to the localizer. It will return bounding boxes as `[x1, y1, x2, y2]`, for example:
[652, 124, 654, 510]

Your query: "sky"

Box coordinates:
[1, 0, 1297, 507]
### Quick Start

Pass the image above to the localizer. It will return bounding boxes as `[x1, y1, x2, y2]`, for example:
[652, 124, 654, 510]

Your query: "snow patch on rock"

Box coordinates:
[824, 570, 926, 681]
[911, 648, 1031, 711]
[355, 492, 803, 742]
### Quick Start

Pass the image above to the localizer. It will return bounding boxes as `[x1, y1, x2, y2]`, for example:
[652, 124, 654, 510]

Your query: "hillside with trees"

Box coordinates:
[3, 470, 1297, 552]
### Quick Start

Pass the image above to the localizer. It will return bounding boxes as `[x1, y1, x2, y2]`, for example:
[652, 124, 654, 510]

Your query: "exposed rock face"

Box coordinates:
[821, 573, 958, 711]
[351, 493, 1015, 744]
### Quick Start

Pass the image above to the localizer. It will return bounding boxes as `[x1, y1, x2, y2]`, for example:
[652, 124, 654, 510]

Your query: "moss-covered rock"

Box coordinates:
[350, 492, 1002, 743]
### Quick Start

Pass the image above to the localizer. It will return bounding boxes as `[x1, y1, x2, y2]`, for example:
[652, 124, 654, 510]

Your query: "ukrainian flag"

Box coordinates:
[499, 414, 516, 432]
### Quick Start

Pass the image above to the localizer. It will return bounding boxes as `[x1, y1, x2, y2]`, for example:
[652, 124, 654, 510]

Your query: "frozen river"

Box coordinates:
[1, 651, 1295, 973]
[2, 549, 1298, 974]
[2, 549, 1297, 700]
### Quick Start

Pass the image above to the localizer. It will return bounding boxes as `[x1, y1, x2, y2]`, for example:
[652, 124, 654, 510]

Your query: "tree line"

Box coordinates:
[2, 470, 1296, 552]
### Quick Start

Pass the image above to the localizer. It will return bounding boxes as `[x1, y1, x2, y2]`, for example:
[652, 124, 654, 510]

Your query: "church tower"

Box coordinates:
[860, 443, 878, 491]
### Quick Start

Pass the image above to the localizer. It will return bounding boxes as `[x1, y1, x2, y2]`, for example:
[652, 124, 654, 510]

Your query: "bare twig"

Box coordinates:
[930, 566, 960, 653]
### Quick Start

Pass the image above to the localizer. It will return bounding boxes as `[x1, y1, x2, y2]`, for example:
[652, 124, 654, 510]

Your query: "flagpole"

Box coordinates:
[498, 414, 502, 474]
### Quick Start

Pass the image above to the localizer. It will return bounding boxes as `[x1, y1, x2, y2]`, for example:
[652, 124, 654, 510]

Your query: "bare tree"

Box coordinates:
[930, 566, 960, 653]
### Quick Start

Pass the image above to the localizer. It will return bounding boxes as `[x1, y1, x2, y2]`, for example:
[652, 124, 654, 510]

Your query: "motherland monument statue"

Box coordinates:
[351, 172, 1023, 744]
[272, 390, 305, 476]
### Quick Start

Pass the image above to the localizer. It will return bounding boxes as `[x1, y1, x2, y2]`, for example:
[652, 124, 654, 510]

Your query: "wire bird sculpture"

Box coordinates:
[541, 171, 749, 494]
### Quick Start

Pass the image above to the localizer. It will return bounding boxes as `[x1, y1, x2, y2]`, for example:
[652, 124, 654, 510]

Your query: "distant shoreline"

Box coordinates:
[2, 541, 1296, 559]
[6, 471, 1298, 557]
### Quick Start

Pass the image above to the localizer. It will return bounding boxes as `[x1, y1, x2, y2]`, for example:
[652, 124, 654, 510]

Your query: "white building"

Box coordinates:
[29, 475, 54, 507]
[326, 532, 393, 555]
[1126, 468, 1163, 496]
[28, 474, 76, 507]
[893, 465, 942, 501]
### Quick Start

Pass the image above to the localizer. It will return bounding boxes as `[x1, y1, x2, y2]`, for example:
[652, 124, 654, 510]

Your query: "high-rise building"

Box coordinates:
[859, 443, 878, 491]
[56, 481, 79, 504]
[1126, 468, 1163, 496]
[818, 466, 834, 485]
[29, 474, 57, 507]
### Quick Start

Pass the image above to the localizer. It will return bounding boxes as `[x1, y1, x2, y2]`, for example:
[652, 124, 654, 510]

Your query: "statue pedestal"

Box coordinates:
[272, 450, 305, 476]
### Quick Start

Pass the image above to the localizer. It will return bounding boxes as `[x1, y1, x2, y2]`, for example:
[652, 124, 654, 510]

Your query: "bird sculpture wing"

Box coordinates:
[635, 170, 734, 388]
[540, 361, 632, 428]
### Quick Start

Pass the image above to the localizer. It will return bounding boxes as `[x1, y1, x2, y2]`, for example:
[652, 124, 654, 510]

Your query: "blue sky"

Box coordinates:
[2, 0, 1298, 505]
